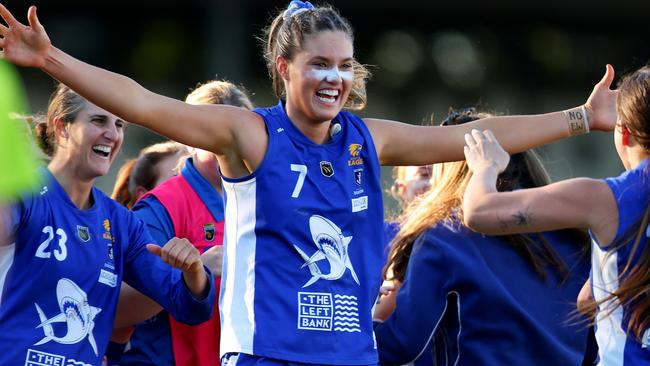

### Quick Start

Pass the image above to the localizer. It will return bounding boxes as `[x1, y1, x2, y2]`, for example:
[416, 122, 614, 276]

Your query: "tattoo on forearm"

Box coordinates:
[497, 208, 532, 230]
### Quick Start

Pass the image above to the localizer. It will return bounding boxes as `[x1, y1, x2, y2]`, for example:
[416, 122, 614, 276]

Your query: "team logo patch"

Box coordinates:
[348, 143, 362, 157]
[320, 161, 334, 177]
[33, 278, 102, 356]
[102, 219, 114, 242]
[204, 223, 216, 242]
[354, 169, 362, 186]
[76, 226, 91, 242]
[293, 215, 359, 288]
[348, 143, 363, 166]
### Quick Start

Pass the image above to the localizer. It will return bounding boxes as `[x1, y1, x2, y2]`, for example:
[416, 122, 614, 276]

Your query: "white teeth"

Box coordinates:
[92, 145, 112, 157]
[319, 89, 339, 96]
[93, 145, 112, 153]
[317, 95, 336, 104]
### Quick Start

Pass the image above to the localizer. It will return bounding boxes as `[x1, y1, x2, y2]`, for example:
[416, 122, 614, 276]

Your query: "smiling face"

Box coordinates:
[396, 165, 433, 204]
[281, 31, 354, 125]
[57, 102, 125, 180]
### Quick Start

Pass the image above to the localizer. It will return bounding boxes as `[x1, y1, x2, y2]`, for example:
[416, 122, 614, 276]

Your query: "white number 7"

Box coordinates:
[290, 164, 307, 198]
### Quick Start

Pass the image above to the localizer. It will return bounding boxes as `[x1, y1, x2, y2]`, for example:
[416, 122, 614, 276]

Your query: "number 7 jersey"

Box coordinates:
[220, 101, 385, 365]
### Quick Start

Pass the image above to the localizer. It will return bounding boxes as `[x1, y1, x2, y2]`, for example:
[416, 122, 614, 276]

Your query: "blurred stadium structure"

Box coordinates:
[4, 0, 649, 212]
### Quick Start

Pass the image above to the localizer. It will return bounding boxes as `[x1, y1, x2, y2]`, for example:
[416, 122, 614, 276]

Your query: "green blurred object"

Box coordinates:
[0, 60, 41, 202]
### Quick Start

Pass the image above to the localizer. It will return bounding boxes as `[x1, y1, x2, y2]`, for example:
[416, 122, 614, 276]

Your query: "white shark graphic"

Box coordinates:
[34, 278, 102, 355]
[293, 215, 360, 288]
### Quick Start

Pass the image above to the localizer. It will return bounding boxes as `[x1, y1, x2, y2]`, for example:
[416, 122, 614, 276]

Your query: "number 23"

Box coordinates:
[35, 226, 68, 261]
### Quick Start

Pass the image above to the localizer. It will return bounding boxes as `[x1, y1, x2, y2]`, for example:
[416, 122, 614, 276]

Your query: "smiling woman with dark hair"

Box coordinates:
[0, 84, 215, 366]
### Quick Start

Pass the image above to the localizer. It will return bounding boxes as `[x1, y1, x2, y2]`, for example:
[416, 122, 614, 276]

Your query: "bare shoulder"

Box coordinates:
[215, 106, 268, 177]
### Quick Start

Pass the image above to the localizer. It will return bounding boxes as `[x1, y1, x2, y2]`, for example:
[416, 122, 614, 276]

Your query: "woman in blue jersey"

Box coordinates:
[0, 83, 216, 366]
[462, 65, 650, 364]
[374, 108, 591, 365]
[0, 2, 617, 365]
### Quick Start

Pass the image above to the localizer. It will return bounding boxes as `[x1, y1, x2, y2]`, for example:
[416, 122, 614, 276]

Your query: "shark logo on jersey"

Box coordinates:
[33, 278, 102, 356]
[293, 215, 360, 288]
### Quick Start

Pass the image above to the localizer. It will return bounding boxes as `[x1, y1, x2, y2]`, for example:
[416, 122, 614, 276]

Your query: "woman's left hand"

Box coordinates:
[464, 129, 510, 174]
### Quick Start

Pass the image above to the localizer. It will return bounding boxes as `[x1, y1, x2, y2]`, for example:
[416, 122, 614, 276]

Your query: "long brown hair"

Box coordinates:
[262, 2, 370, 110]
[384, 108, 590, 285]
[581, 65, 650, 341]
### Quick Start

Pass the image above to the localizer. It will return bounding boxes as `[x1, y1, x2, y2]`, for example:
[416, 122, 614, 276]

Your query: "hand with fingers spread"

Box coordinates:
[0, 4, 51, 68]
[463, 129, 510, 174]
[584, 64, 619, 132]
[147, 237, 209, 299]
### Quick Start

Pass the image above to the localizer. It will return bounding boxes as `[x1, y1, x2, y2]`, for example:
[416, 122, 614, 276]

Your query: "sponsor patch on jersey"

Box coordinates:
[351, 196, 368, 212]
[298, 292, 333, 331]
[320, 161, 334, 177]
[98, 269, 117, 287]
[348, 143, 363, 166]
[25, 349, 93, 366]
[76, 226, 91, 242]
[107, 242, 114, 261]
[354, 169, 362, 186]
[204, 223, 216, 242]
[296, 292, 361, 333]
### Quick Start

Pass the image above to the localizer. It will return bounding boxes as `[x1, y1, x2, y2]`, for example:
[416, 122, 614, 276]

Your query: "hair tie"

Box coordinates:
[283, 1, 315, 21]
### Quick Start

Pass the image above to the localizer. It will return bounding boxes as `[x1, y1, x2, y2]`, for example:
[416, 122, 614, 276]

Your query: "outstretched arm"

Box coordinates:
[0, 4, 264, 158]
[367, 65, 617, 166]
[461, 129, 618, 246]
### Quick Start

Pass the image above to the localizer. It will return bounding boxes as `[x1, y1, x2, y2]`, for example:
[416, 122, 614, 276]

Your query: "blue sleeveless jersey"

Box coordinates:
[219, 101, 385, 365]
[0, 169, 215, 366]
[591, 159, 650, 365]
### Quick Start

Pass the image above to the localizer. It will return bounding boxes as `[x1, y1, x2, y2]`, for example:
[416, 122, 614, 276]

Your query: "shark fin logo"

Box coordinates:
[33, 278, 102, 356]
[293, 215, 359, 288]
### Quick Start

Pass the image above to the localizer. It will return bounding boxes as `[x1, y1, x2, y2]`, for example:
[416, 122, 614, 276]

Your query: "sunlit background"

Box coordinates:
[4, 0, 650, 213]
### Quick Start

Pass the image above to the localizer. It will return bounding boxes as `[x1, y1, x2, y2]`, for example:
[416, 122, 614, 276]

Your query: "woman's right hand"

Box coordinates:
[464, 129, 510, 174]
[0, 4, 51, 68]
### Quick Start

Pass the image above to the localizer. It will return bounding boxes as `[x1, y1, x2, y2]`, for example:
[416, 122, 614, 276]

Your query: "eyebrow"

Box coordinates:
[310, 56, 354, 63]
[88, 114, 127, 125]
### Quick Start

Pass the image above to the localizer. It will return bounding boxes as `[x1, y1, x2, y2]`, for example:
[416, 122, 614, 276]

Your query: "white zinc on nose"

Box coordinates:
[308, 67, 353, 83]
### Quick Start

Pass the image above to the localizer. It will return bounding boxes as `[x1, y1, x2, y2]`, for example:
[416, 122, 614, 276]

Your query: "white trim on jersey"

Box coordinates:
[592, 241, 626, 366]
[0, 243, 15, 307]
[220, 178, 258, 356]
